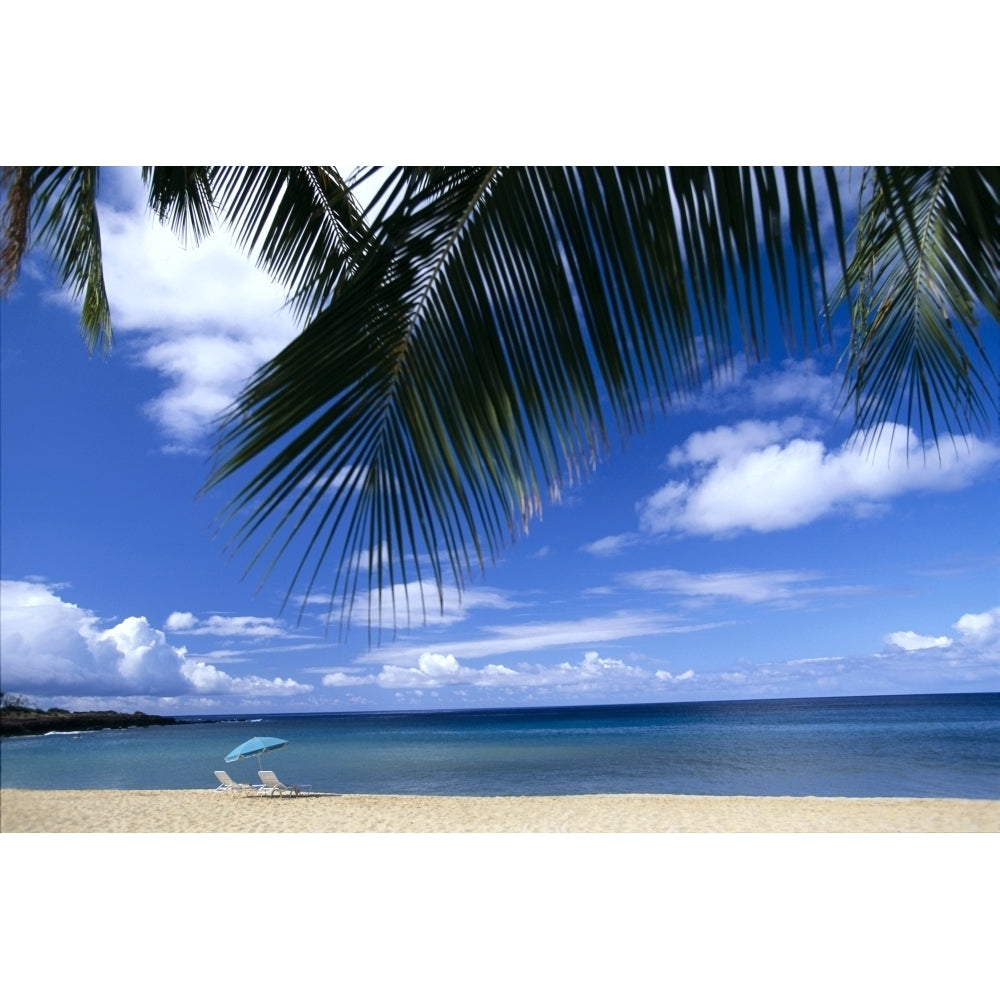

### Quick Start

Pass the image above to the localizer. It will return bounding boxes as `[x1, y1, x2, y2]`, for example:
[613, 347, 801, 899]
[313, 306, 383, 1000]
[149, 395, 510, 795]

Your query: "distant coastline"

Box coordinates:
[0, 709, 180, 738]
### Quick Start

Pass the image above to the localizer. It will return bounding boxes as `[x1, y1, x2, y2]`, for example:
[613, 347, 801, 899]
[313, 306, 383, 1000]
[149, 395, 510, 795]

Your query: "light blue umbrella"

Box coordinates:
[225, 736, 288, 773]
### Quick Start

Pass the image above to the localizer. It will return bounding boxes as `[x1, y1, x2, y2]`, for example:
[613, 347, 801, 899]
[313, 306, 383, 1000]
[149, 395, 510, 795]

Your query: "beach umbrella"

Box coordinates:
[225, 736, 288, 775]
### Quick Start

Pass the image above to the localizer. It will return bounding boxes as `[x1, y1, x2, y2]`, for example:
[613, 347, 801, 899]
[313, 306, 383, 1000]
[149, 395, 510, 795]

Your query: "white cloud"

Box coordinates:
[748, 360, 839, 412]
[885, 630, 952, 652]
[164, 611, 198, 631]
[0, 579, 310, 702]
[95, 616, 189, 689]
[354, 610, 727, 664]
[954, 609, 999, 644]
[179, 658, 309, 697]
[639, 421, 1000, 537]
[80, 168, 300, 450]
[581, 534, 640, 557]
[322, 671, 378, 687]
[668, 419, 804, 466]
[357, 604, 1000, 703]
[377, 652, 510, 689]
[164, 611, 287, 639]
[373, 649, 647, 692]
[886, 606, 1000, 655]
[655, 668, 695, 682]
[620, 567, 823, 604]
[304, 581, 524, 630]
[689, 357, 840, 419]
[574, 650, 647, 679]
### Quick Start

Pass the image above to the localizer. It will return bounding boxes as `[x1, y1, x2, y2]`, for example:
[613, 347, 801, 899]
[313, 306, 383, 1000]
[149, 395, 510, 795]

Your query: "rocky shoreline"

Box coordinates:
[0, 710, 180, 737]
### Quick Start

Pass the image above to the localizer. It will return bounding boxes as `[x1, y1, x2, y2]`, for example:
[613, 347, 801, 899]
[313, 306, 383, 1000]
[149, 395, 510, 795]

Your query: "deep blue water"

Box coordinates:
[2, 693, 998, 798]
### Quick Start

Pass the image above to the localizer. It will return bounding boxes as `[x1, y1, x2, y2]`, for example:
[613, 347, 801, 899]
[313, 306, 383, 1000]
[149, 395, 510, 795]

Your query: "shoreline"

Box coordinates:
[3, 788, 998, 832]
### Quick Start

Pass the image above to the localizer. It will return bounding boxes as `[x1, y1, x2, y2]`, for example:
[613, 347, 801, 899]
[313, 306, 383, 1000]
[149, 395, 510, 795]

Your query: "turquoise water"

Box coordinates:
[2, 693, 998, 797]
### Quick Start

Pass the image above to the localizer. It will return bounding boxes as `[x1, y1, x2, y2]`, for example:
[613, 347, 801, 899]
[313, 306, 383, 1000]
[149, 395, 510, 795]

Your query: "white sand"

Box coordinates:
[2, 788, 998, 832]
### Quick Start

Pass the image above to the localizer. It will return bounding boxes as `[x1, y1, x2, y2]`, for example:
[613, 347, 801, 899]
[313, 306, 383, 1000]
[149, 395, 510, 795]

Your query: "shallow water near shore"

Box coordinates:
[2, 692, 998, 798]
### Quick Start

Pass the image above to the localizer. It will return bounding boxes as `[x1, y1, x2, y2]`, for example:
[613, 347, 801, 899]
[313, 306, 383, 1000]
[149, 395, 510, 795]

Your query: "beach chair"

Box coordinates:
[214, 770, 251, 795]
[257, 769, 310, 796]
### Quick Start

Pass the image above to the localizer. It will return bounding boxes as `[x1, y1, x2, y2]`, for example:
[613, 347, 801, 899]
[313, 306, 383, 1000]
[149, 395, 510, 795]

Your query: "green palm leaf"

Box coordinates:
[205, 166, 846, 633]
[207, 166, 365, 322]
[838, 166, 1000, 445]
[142, 165, 366, 323]
[143, 166, 216, 245]
[1, 166, 112, 352]
[4, 165, 996, 635]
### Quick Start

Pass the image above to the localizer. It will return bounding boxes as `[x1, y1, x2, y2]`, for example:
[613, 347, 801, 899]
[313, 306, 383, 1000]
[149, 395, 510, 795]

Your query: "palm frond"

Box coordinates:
[1, 166, 112, 352]
[0, 166, 33, 294]
[142, 166, 217, 245]
[8, 164, 996, 636]
[206, 166, 842, 634]
[838, 166, 1000, 445]
[208, 166, 366, 323]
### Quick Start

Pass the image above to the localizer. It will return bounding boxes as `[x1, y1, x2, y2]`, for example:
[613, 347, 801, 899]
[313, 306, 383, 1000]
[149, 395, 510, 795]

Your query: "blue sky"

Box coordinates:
[2, 167, 998, 716]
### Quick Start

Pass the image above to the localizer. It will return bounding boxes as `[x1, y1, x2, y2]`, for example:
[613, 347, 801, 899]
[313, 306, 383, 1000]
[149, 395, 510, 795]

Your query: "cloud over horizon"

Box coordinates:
[4, 577, 997, 711]
[1, 580, 311, 704]
[885, 606, 1000, 655]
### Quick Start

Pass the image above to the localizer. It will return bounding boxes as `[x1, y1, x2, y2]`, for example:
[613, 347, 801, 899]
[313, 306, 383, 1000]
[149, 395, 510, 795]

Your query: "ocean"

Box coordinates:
[2, 692, 998, 798]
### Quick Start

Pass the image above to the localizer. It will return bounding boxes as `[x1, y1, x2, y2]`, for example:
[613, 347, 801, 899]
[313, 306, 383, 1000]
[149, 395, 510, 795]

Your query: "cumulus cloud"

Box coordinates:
[372, 649, 648, 692]
[359, 606, 1000, 705]
[164, 611, 198, 631]
[164, 611, 287, 639]
[1, 579, 310, 703]
[377, 652, 519, 689]
[638, 420, 1000, 537]
[655, 668, 695, 682]
[954, 610, 999, 644]
[322, 671, 379, 688]
[886, 606, 1000, 655]
[77, 168, 301, 451]
[885, 630, 952, 652]
[569, 651, 648, 681]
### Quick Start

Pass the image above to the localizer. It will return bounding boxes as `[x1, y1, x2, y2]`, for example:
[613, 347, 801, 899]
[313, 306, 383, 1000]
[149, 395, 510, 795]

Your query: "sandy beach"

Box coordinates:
[2, 788, 998, 832]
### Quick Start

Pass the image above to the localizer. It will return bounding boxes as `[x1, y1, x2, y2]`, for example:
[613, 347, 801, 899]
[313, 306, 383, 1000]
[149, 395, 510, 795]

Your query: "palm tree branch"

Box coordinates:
[840, 166, 999, 444]
[142, 166, 217, 245]
[0, 166, 33, 295]
[204, 166, 842, 633]
[2, 166, 113, 352]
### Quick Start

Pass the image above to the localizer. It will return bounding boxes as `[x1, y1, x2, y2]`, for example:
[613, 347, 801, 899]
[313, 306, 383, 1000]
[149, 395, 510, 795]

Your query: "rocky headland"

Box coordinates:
[0, 709, 180, 737]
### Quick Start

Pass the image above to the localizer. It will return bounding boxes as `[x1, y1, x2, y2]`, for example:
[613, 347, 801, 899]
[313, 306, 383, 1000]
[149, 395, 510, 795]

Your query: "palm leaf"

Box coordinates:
[140, 166, 367, 326]
[6, 165, 997, 635]
[142, 166, 217, 245]
[208, 166, 365, 322]
[206, 166, 844, 634]
[838, 166, 1000, 446]
[0, 166, 33, 295]
[1, 166, 112, 352]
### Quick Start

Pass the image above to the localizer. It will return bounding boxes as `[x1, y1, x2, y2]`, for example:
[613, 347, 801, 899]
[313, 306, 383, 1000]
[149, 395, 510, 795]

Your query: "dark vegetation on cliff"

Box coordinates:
[0, 693, 178, 736]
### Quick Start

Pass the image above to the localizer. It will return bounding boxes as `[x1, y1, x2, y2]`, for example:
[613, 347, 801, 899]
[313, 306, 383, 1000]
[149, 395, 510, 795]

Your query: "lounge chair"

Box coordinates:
[257, 769, 310, 796]
[214, 770, 251, 795]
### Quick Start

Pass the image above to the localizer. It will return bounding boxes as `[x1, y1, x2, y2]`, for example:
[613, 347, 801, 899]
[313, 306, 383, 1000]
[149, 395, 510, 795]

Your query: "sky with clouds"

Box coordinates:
[2, 167, 998, 716]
